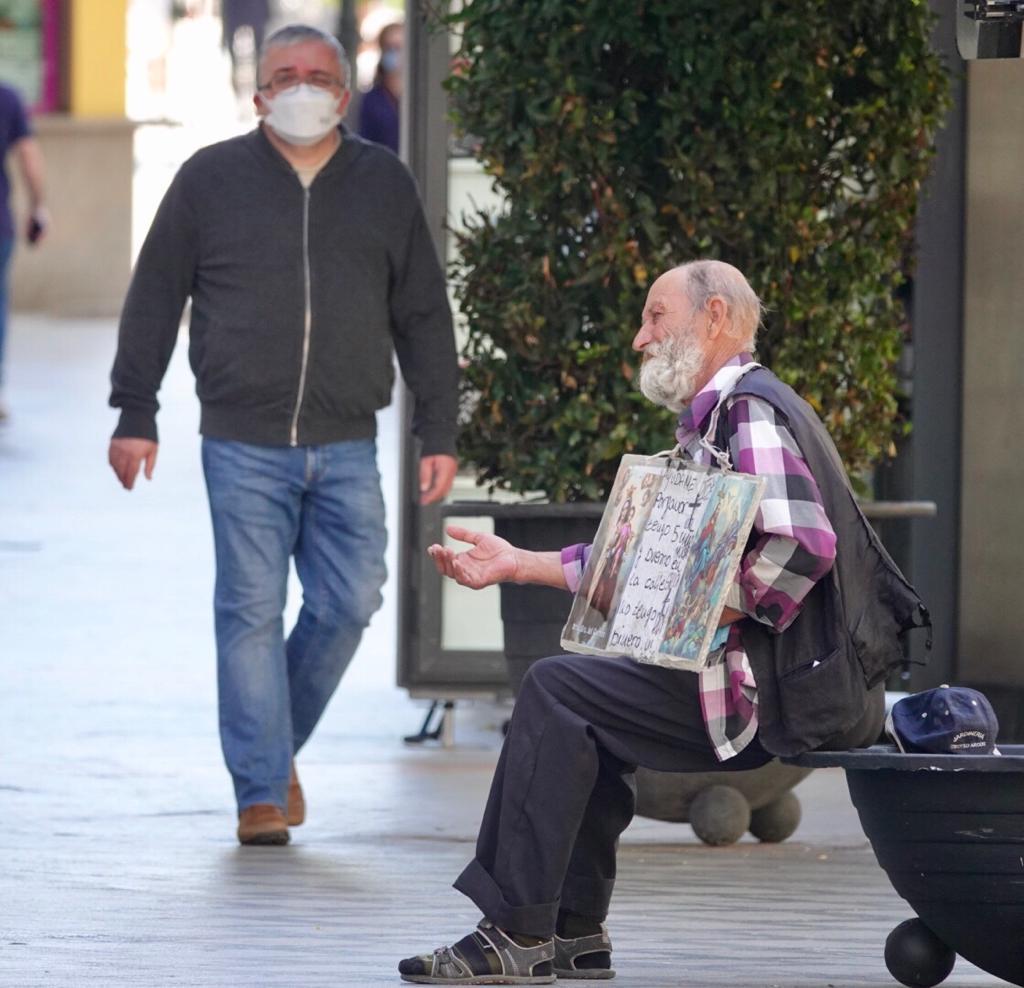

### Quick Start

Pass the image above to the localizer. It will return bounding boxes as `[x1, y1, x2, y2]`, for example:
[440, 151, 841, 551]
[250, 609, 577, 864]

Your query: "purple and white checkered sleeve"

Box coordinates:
[560, 543, 592, 593]
[727, 396, 837, 632]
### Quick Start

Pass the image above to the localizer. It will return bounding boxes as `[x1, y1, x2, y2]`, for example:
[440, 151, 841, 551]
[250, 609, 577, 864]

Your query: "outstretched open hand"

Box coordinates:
[427, 524, 518, 590]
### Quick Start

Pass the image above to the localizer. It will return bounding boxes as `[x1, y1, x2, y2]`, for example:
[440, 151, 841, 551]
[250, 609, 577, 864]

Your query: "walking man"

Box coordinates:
[108, 24, 458, 845]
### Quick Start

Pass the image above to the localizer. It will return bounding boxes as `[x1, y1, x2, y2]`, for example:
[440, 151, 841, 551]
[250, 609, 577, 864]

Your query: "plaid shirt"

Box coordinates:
[561, 354, 837, 760]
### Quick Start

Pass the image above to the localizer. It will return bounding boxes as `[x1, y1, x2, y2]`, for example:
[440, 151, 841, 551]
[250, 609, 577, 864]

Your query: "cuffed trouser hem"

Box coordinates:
[454, 858, 559, 938]
[558, 871, 615, 920]
[237, 796, 287, 813]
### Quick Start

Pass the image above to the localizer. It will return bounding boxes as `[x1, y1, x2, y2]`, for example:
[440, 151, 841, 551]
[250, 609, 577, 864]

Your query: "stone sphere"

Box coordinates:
[688, 785, 751, 846]
[749, 791, 802, 843]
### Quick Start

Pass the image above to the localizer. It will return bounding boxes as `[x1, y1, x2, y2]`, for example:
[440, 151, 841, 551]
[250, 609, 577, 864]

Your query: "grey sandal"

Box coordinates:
[553, 925, 615, 980]
[399, 920, 556, 985]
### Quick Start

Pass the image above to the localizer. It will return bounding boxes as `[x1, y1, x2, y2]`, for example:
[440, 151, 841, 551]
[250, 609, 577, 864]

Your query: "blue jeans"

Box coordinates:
[0, 235, 14, 385]
[201, 437, 388, 810]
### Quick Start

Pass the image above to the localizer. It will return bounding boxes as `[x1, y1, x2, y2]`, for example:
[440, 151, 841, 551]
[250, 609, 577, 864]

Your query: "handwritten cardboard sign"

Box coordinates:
[561, 454, 764, 671]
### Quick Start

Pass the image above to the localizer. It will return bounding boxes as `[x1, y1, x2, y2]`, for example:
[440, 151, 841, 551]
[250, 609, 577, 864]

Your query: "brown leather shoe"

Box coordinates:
[237, 804, 289, 846]
[287, 762, 305, 827]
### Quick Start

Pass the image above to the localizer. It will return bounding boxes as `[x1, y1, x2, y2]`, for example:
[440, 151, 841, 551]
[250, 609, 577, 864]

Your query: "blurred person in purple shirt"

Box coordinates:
[357, 21, 402, 154]
[0, 82, 47, 421]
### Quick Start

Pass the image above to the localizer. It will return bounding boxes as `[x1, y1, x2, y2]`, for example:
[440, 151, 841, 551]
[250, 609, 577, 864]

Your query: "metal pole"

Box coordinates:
[398, 1, 458, 693]
[337, 0, 361, 123]
[337, 0, 359, 65]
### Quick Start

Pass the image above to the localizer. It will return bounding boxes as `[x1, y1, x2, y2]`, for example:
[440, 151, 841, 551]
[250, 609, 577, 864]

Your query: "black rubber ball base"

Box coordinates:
[885, 918, 956, 988]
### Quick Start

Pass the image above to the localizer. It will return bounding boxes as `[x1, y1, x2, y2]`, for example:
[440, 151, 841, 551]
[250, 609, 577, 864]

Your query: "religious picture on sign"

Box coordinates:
[561, 455, 764, 671]
[577, 473, 640, 621]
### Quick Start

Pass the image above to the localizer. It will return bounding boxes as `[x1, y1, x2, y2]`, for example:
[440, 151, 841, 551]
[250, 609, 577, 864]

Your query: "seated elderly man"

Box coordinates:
[399, 259, 929, 984]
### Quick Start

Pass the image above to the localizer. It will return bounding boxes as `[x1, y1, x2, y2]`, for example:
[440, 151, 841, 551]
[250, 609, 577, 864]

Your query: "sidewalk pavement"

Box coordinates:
[0, 316, 1003, 986]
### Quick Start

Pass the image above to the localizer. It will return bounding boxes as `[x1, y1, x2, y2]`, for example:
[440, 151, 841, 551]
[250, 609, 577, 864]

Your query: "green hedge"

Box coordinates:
[435, 0, 950, 502]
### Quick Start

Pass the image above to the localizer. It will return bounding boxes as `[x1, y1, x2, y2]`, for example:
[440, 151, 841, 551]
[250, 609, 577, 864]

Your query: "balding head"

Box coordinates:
[674, 260, 762, 350]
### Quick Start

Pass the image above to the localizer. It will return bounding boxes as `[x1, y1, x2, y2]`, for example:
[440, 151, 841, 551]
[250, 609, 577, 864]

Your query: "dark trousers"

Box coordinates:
[454, 652, 884, 938]
[453, 653, 774, 937]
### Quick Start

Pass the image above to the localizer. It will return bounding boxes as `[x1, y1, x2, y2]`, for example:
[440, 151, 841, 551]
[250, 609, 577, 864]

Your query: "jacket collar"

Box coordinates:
[247, 122, 364, 179]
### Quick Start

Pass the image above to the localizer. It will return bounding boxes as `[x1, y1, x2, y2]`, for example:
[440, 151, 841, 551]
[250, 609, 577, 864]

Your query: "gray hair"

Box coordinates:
[676, 259, 763, 349]
[259, 24, 351, 90]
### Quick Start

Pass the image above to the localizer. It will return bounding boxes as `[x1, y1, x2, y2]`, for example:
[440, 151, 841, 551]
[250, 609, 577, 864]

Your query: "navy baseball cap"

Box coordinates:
[885, 685, 1000, 755]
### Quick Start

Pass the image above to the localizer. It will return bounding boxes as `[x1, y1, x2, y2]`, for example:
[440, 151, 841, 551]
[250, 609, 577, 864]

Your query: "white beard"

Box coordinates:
[638, 334, 705, 412]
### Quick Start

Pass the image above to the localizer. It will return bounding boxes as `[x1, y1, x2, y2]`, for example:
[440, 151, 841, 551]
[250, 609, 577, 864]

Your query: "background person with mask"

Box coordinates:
[357, 21, 403, 154]
[107, 23, 458, 846]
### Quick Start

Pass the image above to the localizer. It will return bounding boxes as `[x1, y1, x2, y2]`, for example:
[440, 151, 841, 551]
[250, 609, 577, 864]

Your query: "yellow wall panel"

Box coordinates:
[70, 0, 128, 117]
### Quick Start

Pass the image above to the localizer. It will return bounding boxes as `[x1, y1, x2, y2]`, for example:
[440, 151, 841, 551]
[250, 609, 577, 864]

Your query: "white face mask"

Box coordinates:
[262, 84, 342, 147]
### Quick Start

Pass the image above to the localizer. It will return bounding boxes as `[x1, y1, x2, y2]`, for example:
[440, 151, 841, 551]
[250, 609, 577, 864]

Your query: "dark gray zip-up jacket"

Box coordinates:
[110, 125, 458, 454]
[721, 368, 930, 756]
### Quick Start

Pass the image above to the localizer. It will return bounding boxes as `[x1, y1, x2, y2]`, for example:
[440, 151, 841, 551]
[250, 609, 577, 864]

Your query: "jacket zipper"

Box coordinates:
[290, 186, 313, 447]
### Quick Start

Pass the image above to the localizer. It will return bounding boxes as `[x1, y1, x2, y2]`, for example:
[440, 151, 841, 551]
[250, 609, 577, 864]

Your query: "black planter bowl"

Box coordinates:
[785, 744, 1024, 988]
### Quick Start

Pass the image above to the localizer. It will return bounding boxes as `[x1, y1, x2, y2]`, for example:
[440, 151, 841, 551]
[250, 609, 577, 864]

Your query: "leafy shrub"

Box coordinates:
[433, 0, 950, 502]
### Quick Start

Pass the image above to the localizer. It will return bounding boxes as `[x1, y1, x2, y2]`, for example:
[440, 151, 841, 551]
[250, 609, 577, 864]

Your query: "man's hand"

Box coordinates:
[25, 206, 48, 245]
[108, 438, 159, 491]
[427, 524, 519, 590]
[419, 453, 458, 505]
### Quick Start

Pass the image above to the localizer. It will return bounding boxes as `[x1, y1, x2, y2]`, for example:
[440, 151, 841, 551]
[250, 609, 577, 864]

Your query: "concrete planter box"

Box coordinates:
[11, 115, 137, 317]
